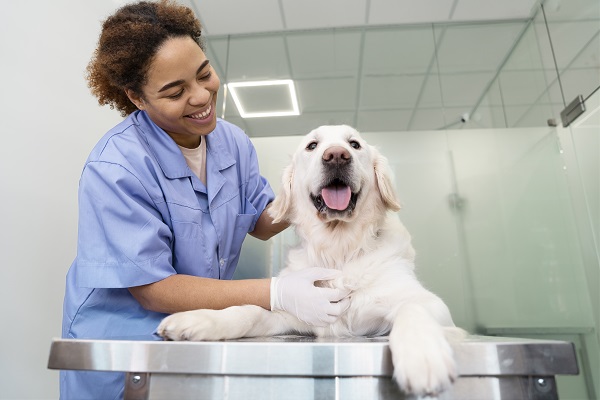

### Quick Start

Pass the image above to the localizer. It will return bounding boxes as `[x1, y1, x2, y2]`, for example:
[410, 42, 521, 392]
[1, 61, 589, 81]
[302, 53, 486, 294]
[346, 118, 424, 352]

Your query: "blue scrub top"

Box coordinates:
[60, 111, 274, 399]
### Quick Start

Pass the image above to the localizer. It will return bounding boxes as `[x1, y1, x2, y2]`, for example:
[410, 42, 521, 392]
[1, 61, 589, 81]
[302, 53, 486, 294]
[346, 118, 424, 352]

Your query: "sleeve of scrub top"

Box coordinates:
[241, 135, 275, 232]
[75, 161, 175, 289]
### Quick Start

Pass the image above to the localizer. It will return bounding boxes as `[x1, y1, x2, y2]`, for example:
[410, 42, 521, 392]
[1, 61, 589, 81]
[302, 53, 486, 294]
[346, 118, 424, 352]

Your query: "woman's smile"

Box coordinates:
[186, 103, 214, 122]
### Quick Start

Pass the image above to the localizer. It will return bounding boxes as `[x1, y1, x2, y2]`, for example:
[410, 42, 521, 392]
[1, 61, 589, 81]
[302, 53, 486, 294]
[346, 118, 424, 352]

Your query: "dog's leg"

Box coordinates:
[387, 293, 464, 396]
[157, 305, 305, 341]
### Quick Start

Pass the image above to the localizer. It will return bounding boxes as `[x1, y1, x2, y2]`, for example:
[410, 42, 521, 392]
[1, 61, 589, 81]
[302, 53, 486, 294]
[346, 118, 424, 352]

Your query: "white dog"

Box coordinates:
[158, 125, 464, 395]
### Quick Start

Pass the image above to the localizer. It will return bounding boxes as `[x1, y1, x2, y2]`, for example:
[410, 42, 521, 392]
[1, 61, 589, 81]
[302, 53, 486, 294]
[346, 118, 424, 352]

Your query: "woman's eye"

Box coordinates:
[167, 90, 183, 99]
[306, 142, 318, 151]
[198, 72, 212, 81]
[349, 140, 361, 149]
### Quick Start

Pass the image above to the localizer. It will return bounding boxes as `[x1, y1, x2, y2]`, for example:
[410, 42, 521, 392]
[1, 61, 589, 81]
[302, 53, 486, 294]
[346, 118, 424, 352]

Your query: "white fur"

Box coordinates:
[157, 125, 465, 396]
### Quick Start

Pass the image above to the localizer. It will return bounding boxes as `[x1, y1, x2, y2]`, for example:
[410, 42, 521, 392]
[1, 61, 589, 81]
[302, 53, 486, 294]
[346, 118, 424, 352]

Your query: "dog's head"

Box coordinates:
[269, 125, 401, 225]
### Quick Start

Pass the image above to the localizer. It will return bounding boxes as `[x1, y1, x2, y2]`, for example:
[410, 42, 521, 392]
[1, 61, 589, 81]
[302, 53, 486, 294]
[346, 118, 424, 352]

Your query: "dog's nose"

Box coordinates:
[322, 146, 351, 165]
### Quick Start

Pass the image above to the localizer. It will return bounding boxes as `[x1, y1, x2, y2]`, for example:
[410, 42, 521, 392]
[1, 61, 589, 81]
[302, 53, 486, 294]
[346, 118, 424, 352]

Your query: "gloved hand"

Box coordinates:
[270, 267, 351, 326]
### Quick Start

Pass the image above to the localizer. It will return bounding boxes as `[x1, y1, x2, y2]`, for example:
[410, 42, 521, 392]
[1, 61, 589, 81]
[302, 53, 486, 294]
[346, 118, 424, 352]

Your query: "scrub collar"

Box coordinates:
[132, 111, 236, 179]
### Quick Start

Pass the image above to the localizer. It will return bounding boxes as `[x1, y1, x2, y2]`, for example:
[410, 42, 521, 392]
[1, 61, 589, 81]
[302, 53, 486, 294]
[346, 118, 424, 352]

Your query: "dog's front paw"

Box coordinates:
[157, 309, 235, 341]
[389, 326, 458, 396]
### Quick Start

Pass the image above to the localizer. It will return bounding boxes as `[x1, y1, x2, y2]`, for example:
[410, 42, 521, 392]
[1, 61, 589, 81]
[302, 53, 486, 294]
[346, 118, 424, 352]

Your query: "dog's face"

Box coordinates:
[270, 125, 401, 225]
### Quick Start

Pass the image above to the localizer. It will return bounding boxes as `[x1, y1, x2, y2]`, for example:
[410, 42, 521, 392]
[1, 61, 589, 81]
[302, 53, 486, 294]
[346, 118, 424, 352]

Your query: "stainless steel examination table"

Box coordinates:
[48, 335, 578, 399]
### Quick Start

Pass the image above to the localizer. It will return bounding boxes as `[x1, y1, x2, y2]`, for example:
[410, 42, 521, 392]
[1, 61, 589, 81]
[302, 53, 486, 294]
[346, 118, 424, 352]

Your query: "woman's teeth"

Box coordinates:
[188, 105, 212, 119]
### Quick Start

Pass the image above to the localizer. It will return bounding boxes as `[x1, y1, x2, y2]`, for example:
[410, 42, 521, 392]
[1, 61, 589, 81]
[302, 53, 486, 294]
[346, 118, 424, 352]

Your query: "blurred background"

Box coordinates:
[0, 0, 598, 398]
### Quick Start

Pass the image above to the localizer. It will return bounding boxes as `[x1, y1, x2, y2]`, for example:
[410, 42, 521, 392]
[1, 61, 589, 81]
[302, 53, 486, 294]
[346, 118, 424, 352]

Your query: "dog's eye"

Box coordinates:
[306, 142, 318, 151]
[349, 140, 361, 149]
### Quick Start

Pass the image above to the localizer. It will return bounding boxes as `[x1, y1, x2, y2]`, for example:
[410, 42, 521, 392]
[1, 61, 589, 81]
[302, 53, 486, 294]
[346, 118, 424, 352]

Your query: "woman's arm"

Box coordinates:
[130, 205, 288, 314]
[249, 203, 290, 241]
[129, 275, 271, 314]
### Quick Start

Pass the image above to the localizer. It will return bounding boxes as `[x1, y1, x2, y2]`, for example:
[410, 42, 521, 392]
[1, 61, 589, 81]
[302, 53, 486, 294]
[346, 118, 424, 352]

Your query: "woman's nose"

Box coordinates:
[188, 82, 211, 106]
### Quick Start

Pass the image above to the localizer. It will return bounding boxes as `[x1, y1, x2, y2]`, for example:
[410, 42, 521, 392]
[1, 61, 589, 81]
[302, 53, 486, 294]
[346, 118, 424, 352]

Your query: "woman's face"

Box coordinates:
[133, 36, 221, 148]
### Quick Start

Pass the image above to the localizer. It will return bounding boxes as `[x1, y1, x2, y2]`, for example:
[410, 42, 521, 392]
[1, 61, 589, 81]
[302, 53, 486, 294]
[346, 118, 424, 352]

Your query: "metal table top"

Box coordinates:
[48, 335, 578, 377]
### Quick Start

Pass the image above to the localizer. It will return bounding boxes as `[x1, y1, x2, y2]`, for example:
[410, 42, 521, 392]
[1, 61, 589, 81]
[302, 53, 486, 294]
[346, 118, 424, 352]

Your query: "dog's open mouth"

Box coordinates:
[311, 179, 359, 213]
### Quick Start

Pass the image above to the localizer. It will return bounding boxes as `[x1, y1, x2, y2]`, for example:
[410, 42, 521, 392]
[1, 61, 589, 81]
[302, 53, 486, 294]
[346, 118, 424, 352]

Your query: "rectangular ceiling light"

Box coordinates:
[226, 79, 300, 118]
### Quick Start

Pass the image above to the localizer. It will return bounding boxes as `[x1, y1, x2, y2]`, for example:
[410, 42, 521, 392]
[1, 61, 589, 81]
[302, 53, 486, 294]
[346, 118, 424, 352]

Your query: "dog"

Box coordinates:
[157, 125, 464, 395]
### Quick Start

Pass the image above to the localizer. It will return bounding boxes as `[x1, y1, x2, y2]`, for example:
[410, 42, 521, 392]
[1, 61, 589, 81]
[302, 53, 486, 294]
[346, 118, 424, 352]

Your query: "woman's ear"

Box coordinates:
[373, 148, 402, 212]
[125, 89, 145, 110]
[268, 162, 294, 223]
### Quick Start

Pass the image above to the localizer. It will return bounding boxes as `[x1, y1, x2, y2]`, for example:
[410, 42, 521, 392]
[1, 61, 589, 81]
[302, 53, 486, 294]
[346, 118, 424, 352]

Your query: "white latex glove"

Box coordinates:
[270, 267, 351, 327]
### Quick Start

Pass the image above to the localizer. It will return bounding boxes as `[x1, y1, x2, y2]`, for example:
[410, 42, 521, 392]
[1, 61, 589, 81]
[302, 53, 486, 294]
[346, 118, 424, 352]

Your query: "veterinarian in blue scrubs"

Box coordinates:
[61, 1, 349, 399]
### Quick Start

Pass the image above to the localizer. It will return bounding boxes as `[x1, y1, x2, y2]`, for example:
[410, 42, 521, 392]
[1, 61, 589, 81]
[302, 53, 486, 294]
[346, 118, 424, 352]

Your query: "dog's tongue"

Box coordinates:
[321, 185, 351, 210]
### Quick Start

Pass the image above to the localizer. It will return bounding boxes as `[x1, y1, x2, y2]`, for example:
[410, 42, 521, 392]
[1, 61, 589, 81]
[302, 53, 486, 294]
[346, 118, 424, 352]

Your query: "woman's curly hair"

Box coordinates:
[86, 0, 205, 116]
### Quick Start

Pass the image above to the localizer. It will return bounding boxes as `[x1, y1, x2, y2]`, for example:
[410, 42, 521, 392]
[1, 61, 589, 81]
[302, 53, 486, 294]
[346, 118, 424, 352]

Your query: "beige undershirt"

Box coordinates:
[178, 138, 207, 186]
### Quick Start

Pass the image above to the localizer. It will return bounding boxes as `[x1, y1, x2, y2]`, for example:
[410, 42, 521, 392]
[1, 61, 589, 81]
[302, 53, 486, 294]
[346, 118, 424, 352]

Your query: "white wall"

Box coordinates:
[0, 1, 123, 398]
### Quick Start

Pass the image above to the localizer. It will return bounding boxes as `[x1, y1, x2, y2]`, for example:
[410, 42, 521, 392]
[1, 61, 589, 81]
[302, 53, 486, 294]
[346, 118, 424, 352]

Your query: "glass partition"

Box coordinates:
[556, 87, 600, 399]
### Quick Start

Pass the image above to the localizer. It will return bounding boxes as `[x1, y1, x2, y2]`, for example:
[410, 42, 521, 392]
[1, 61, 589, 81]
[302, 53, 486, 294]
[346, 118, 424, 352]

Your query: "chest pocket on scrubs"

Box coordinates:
[223, 197, 257, 275]
[236, 196, 258, 235]
[169, 203, 214, 277]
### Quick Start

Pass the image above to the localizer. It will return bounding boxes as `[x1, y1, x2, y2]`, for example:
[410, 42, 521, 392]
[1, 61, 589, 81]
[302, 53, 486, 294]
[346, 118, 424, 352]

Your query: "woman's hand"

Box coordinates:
[270, 267, 350, 326]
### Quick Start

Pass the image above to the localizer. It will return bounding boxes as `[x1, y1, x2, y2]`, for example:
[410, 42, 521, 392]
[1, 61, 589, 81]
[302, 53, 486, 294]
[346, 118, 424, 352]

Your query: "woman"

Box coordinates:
[61, 1, 349, 398]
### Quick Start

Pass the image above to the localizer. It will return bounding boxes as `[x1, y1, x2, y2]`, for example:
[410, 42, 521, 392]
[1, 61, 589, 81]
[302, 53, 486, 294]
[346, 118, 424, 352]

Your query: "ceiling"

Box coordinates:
[177, 0, 599, 136]
[187, 0, 539, 35]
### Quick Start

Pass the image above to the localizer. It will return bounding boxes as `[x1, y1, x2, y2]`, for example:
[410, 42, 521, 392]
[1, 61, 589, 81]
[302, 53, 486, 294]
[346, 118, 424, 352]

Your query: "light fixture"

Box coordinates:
[226, 79, 300, 118]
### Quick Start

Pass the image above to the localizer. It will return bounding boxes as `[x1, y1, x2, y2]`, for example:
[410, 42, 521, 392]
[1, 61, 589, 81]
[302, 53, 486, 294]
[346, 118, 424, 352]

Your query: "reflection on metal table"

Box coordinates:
[48, 335, 578, 400]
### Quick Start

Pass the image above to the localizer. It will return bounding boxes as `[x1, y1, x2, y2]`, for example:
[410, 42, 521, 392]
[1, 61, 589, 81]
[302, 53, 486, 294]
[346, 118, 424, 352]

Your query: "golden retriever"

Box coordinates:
[158, 125, 464, 395]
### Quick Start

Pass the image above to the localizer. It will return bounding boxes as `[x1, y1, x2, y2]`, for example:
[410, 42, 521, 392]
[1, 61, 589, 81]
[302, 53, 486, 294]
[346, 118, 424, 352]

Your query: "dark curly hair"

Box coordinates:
[86, 0, 205, 116]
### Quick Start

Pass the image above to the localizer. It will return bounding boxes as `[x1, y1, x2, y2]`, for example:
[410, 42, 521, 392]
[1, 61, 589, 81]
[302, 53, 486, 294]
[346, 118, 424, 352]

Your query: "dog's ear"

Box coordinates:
[373, 149, 402, 212]
[268, 162, 294, 223]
